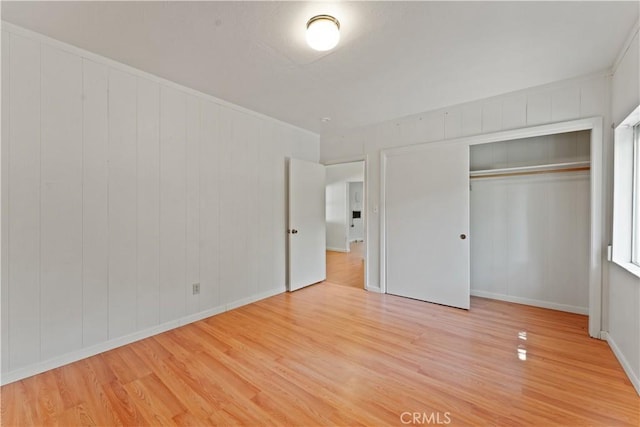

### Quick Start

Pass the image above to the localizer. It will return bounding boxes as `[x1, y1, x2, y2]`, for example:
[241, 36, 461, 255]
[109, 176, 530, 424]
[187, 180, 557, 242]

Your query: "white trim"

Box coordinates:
[326, 247, 349, 253]
[612, 105, 640, 279]
[380, 117, 604, 338]
[365, 286, 382, 293]
[0, 285, 285, 386]
[470, 290, 588, 315]
[0, 21, 317, 139]
[602, 331, 640, 396]
[613, 261, 640, 278]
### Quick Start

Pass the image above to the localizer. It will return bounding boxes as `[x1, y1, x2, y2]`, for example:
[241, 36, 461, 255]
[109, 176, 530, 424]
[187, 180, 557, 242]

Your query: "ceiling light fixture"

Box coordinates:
[306, 15, 340, 51]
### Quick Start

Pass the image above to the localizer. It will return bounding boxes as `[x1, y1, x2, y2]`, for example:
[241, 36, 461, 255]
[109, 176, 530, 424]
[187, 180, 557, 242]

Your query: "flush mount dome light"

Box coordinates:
[306, 15, 340, 51]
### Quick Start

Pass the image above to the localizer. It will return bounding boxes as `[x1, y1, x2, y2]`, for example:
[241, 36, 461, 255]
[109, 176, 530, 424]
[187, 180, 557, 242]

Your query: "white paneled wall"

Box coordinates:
[321, 72, 610, 293]
[1, 26, 319, 383]
[108, 69, 138, 338]
[470, 172, 590, 313]
[608, 25, 640, 395]
[326, 182, 348, 252]
[470, 131, 591, 171]
[40, 44, 84, 360]
[82, 59, 110, 347]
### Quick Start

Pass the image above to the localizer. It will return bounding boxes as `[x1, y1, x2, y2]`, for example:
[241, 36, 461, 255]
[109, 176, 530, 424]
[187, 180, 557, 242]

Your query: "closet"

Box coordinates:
[382, 119, 602, 336]
[469, 130, 591, 314]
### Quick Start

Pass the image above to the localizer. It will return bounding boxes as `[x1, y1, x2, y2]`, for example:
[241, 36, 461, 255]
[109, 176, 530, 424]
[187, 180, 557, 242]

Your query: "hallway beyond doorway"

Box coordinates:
[326, 242, 364, 289]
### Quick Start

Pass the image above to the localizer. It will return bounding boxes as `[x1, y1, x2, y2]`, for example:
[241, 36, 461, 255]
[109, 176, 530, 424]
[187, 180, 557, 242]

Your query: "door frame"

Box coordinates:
[380, 117, 604, 338]
[323, 156, 370, 290]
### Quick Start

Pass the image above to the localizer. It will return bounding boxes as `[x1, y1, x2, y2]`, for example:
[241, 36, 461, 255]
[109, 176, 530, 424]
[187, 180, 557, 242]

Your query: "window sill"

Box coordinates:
[612, 259, 640, 279]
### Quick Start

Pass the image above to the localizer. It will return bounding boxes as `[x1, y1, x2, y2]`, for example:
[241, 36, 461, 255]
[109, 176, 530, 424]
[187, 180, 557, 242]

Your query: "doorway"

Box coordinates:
[325, 161, 366, 289]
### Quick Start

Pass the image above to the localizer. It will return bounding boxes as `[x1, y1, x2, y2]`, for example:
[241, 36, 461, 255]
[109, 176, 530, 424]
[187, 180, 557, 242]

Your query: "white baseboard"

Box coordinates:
[326, 246, 349, 253]
[470, 290, 588, 315]
[366, 286, 382, 293]
[0, 285, 285, 386]
[602, 332, 640, 396]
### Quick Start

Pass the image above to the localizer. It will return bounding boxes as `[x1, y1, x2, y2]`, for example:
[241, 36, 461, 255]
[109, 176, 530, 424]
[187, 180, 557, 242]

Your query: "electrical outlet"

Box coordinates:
[192, 283, 200, 295]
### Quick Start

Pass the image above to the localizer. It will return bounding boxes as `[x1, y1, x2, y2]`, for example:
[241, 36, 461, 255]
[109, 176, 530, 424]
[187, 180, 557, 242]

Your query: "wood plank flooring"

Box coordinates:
[326, 241, 364, 289]
[1, 283, 638, 426]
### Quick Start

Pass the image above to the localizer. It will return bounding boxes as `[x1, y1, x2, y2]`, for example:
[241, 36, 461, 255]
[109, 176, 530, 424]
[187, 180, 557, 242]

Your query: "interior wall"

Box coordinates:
[321, 72, 610, 295]
[0, 26, 319, 383]
[325, 182, 349, 252]
[325, 162, 364, 252]
[470, 131, 591, 170]
[608, 25, 640, 394]
[348, 182, 364, 242]
[470, 171, 590, 313]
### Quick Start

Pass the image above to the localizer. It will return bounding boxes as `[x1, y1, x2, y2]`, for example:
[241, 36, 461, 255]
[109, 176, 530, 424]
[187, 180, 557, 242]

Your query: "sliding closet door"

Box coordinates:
[385, 143, 470, 309]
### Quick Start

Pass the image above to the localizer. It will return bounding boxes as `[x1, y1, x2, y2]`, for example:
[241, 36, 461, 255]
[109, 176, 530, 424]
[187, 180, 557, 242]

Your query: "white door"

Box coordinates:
[385, 143, 470, 309]
[288, 158, 326, 291]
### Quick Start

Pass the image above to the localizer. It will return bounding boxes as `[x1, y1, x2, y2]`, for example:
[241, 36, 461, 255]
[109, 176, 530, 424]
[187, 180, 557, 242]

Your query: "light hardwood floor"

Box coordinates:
[1, 283, 638, 426]
[326, 241, 364, 289]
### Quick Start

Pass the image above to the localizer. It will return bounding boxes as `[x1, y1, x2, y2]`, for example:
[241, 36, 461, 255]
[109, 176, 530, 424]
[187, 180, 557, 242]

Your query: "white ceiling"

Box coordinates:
[2, 1, 638, 135]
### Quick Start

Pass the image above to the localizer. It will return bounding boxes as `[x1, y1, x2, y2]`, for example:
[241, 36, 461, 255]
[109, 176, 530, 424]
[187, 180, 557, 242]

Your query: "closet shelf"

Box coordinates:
[470, 161, 590, 179]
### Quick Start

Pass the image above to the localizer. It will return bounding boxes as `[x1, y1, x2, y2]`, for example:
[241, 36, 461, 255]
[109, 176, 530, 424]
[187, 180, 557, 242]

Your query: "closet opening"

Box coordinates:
[469, 130, 593, 323]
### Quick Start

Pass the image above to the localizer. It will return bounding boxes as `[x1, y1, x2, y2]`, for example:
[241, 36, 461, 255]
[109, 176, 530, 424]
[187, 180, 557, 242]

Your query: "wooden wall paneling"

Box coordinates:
[576, 130, 591, 161]
[580, 78, 606, 119]
[501, 95, 527, 130]
[551, 86, 580, 122]
[506, 136, 545, 168]
[82, 59, 109, 346]
[217, 107, 234, 305]
[1, 30, 11, 373]
[257, 120, 275, 293]
[136, 77, 160, 329]
[231, 111, 250, 302]
[185, 95, 200, 315]
[417, 112, 445, 144]
[526, 91, 552, 126]
[444, 109, 462, 139]
[470, 181, 498, 293]
[198, 100, 220, 310]
[507, 178, 548, 301]
[398, 117, 419, 145]
[108, 69, 138, 338]
[40, 45, 84, 359]
[159, 86, 187, 322]
[8, 34, 41, 369]
[471, 179, 510, 300]
[462, 105, 482, 136]
[545, 176, 575, 304]
[469, 143, 493, 171]
[245, 116, 261, 297]
[481, 100, 502, 133]
[471, 172, 590, 312]
[272, 126, 287, 290]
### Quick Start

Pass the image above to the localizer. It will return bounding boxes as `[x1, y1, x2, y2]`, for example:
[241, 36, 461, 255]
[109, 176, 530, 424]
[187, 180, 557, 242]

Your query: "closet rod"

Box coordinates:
[470, 166, 590, 180]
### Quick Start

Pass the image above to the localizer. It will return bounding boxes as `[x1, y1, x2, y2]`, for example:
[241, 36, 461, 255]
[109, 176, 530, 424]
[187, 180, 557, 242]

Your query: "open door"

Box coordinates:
[385, 143, 470, 309]
[288, 158, 326, 291]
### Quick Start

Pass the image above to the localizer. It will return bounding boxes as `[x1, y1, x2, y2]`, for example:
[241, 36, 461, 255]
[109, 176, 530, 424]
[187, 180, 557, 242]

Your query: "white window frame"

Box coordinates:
[613, 105, 640, 277]
[633, 123, 640, 266]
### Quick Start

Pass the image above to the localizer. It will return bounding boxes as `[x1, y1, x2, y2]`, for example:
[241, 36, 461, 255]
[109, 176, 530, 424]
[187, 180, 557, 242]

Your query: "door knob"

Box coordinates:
[460, 234, 466, 240]
[291, 229, 298, 234]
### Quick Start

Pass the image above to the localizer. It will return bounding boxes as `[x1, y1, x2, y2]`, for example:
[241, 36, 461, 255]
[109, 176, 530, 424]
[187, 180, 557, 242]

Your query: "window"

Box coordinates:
[613, 105, 640, 277]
